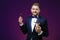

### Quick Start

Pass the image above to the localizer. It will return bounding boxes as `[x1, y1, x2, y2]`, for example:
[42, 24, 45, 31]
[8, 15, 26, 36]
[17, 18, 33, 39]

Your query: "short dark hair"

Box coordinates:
[32, 3, 40, 8]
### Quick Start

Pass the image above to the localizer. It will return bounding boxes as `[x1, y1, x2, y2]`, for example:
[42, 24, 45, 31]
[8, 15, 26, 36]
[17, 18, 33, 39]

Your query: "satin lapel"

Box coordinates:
[28, 17, 32, 32]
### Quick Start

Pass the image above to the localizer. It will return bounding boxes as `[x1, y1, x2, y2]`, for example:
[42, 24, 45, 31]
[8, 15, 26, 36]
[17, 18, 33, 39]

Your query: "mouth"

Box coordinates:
[33, 11, 37, 13]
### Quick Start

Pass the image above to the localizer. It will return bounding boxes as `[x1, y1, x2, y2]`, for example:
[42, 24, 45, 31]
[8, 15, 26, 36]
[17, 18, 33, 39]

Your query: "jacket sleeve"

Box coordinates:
[19, 19, 28, 34]
[42, 19, 49, 37]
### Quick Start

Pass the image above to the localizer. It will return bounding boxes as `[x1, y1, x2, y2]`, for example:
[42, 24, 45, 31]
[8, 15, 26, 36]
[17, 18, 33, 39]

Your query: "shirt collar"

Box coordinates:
[32, 15, 39, 18]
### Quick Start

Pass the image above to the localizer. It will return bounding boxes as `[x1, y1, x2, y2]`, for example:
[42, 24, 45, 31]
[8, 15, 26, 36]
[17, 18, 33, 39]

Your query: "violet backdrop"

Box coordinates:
[0, 0, 60, 40]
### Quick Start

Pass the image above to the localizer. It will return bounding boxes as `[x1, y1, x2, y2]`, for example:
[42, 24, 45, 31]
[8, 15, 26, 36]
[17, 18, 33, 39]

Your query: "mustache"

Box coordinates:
[33, 11, 37, 13]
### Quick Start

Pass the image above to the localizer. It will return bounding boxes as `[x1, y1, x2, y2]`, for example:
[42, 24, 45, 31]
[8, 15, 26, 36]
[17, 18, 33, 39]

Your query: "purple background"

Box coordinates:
[0, 0, 60, 40]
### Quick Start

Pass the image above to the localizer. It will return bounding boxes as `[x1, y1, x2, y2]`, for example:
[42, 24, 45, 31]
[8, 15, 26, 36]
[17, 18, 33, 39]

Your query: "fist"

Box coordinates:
[18, 16, 23, 24]
[35, 23, 41, 33]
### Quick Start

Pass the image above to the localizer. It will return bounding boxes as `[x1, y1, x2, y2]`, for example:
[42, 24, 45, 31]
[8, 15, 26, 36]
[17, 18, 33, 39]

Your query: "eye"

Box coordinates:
[36, 8, 38, 10]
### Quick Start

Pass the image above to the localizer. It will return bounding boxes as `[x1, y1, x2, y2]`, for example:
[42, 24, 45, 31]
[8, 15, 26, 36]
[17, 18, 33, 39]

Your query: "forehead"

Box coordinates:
[31, 5, 39, 9]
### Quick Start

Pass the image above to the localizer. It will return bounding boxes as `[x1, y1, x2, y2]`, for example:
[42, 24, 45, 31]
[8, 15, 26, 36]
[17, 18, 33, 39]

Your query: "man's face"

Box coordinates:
[31, 5, 40, 16]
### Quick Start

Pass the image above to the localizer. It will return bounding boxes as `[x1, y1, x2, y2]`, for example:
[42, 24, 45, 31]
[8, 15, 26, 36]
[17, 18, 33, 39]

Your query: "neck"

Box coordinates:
[32, 15, 38, 17]
[32, 14, 41, 18]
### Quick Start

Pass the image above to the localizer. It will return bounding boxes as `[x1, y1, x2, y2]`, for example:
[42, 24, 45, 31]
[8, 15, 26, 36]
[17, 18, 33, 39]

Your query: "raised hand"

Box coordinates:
[18, 16, 23, 24]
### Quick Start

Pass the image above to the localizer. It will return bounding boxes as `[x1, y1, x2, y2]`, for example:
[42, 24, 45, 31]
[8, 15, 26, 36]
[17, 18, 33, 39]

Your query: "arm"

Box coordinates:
[19, 23, 28, 34]
[18, 16, 28, 34]
[41, 19, 49, 37]
[34, 19, 49, 37]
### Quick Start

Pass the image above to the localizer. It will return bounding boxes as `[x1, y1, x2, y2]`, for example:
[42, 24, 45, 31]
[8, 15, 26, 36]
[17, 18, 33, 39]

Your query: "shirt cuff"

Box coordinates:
[38, 31, 43, 35]
[19, 23, 24, 26]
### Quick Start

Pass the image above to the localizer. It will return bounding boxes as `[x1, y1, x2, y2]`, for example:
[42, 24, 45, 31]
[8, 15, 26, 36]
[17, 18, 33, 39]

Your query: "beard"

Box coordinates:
[32, 13, 39, 18]
[33, 13, 39, 16]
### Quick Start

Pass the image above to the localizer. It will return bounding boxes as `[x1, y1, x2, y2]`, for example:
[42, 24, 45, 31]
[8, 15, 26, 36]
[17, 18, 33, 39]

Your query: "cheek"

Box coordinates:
[37, 10, 40, 13]
[31, 9, 33, 13]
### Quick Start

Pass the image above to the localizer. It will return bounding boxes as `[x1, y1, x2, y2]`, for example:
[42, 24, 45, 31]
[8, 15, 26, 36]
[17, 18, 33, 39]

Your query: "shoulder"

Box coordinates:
[40, 16, 47, 22]
[26, 16, 32, 19]
[25, 16, 32, 21]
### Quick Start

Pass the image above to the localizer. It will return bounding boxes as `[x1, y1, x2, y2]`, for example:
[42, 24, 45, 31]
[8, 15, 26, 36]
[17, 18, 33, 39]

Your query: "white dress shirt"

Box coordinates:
[31, 18, 37, 32]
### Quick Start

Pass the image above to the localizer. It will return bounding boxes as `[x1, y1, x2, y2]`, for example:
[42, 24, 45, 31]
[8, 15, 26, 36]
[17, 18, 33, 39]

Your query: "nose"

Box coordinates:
[33, 10, 37, 13]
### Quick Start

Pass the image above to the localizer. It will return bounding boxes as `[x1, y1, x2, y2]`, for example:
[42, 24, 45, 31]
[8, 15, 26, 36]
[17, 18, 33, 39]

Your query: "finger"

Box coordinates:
[18, 16, 23, 23]
[19, 16, 23, 20]
[19, 16, 22, 18]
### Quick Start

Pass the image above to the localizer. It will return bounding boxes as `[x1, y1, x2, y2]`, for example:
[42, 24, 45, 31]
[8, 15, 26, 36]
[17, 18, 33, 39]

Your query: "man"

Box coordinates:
[18, 3, 48, 40]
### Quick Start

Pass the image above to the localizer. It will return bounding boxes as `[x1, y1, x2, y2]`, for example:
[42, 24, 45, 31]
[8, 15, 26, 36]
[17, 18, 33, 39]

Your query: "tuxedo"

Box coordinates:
[19, 15, 48, 40]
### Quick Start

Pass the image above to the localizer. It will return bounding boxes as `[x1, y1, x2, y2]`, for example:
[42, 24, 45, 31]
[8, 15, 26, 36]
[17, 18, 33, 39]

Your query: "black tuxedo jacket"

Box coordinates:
[19, 16, 48, 40]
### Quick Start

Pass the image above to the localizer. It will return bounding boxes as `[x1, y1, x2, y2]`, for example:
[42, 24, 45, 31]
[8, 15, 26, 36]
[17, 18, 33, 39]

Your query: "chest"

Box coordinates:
[27, 18, 45, 32]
